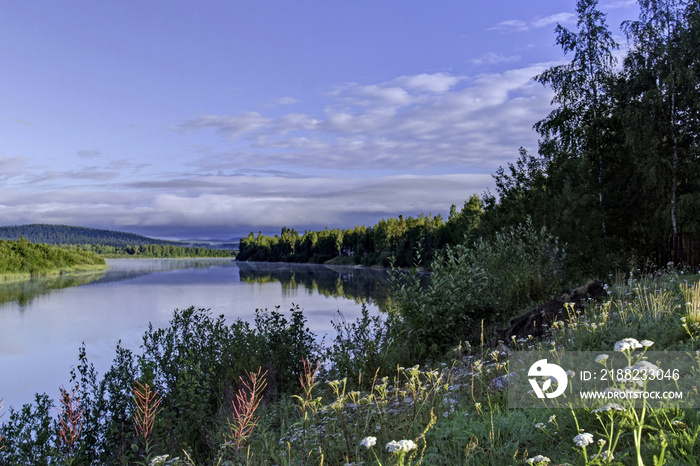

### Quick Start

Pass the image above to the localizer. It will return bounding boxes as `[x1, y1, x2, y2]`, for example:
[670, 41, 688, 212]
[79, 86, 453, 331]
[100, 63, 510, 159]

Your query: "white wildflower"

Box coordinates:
[548, 414, 556, 423]
[574, 432, 594, 447]
[633, 360, 660, 373]
[397, 439, 417, 452]
[592, 403, 624, 413]
[640, 339, 654, 347]
[149, 456, 170, 466]
[386, 439, 417, 453]
[614, 338, 643, 352]
[360, 436, 377, 449]
[535, 422, 545, 428]
[595, 354, 609, 363]
[386, 440, 401, 453]
[525, 455, 551, 464]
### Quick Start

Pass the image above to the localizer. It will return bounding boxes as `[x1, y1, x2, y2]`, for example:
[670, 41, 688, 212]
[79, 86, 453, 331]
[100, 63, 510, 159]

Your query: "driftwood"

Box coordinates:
[501, 280, 607, 341]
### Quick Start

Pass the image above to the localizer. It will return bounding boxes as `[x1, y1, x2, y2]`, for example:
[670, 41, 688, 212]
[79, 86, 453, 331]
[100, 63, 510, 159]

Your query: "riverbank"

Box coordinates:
[0, 263, 108, 284]
[0, 238, 107, 284]
[2, 271, 699, 464]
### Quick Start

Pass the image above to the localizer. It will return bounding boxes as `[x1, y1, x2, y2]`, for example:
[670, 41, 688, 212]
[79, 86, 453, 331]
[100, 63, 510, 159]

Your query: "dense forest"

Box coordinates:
[0, 224, 235, 259]
[0, 237, 106, 281]
[240, 0, 700, 278]
[76, 243, 234, 259]
[237, 195, 483, 267]
[0, 224, 182, 248]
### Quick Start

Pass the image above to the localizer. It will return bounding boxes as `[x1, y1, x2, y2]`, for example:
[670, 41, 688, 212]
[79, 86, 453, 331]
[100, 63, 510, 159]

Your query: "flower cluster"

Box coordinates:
[573, 432, 594, 447]
[614, 338, 643, 352]
[591, 403, 624, 413]
[360, 436, 376, 449]
[386, 439, 417, 453]
[525, 455, 551, 464]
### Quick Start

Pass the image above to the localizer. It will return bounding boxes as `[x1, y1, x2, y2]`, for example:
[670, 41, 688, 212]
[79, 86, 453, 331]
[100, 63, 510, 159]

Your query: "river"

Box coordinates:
[0, 258, 389, 411]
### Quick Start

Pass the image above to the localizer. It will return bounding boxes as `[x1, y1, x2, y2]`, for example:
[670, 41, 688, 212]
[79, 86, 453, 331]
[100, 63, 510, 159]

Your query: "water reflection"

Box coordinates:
[236, 262, 391, 309]
[0, 259, 392, 310]
[0, 271, 106, 309]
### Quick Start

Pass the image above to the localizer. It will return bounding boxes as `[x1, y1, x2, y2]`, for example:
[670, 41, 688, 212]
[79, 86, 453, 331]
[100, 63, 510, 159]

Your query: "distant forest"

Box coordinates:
[240, 0, 700, 277]
[0, 224, 234, 258]
[237, 195, 483, 267]
[0, 224, 181, 248]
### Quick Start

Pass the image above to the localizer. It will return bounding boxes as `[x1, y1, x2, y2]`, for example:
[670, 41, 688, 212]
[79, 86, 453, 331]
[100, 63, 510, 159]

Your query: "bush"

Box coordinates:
[391, 219, 565, 357]
[0, 305, 322, 464]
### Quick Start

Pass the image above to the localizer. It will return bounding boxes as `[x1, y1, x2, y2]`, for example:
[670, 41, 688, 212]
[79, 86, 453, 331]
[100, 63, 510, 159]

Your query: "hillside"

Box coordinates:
[0, 224, 182, 248]
[0, 237, 107, 282]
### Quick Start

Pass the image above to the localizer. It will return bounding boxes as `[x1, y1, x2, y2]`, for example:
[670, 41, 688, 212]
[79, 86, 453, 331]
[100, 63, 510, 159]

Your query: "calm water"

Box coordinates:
[0, 259, 389, 411]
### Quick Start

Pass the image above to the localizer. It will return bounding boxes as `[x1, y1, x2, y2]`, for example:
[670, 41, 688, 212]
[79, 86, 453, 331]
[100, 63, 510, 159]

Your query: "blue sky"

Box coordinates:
[0, 0, 639, 240]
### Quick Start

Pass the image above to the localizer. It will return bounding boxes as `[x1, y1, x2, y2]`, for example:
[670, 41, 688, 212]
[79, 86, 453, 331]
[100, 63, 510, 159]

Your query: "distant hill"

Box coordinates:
[0, 224, 183, 248]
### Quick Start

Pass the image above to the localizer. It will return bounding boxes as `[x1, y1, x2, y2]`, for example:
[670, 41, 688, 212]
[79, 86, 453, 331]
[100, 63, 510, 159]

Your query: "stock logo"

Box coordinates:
[528, 359, 568, 399]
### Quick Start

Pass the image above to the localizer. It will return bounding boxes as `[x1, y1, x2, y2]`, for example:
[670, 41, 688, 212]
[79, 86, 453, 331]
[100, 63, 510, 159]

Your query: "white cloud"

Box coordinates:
[3, 66, 557, 238]
[175, 112, 272, 140]
[470, 52, 521, 66]
[0, 172, 493, 237]
[489, 19, 529, 32]
[602, 0, 637, 9]
[489, 12, 575, 33]
[392, 73, 462, 93]
[271, 96, 299, 106]
[179, 67, 553, 172]
[532, 13, 576, 29]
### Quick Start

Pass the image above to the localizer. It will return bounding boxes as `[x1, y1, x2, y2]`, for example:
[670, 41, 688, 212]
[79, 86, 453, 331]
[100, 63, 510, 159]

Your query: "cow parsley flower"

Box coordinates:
[640, 339, 654, 347]
[360, 436, 377, 449]
[614, 338, 643, 352]
[525, 455, 551, 464]
[574, 432, 594, 447]
[386, 440, 401, 453]
[386, 439, 417, 453]
[397, 439, 417, 452]
[592, 403, 624, 413]
[595, 354, 609, 363]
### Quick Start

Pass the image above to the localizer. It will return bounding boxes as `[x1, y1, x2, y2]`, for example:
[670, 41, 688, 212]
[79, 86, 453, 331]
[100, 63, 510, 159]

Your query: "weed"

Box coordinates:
[223, 367, 268, 462]
[56, 386, 84, 462]
[133, 379, 162, 460]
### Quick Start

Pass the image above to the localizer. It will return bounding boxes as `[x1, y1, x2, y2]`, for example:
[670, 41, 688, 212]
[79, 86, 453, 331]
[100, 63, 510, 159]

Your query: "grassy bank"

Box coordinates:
[1, 270, 699, 465]
[0, 238, 107, 283]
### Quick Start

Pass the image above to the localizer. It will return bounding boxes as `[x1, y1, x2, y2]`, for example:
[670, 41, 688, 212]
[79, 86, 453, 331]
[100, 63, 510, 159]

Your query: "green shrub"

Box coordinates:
[391, 219, 565, 356]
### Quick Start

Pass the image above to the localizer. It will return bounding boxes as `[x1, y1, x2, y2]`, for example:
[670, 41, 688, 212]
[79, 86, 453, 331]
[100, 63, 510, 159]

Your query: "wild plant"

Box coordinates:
[56, 386, 84, 463]
[682, 281, 700, 339]
[292, 358, 322, 465]
[0, 393, 55, 464]
[222, 367, 268, 463]
[391, 218, 565, 357]
[354, 404, 437, 466]
[325, 305, 388, 389]
[133, 379, 163, 460]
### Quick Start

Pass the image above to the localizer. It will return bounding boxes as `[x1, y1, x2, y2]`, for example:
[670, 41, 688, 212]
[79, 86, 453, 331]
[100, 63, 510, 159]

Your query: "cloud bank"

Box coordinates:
[3, 65, 554, 239]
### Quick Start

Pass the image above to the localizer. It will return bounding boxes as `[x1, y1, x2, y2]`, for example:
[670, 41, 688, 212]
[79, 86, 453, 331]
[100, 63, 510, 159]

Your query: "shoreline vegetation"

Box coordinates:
[1, 269, 698, 464]
[0, 238, 108, 284]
